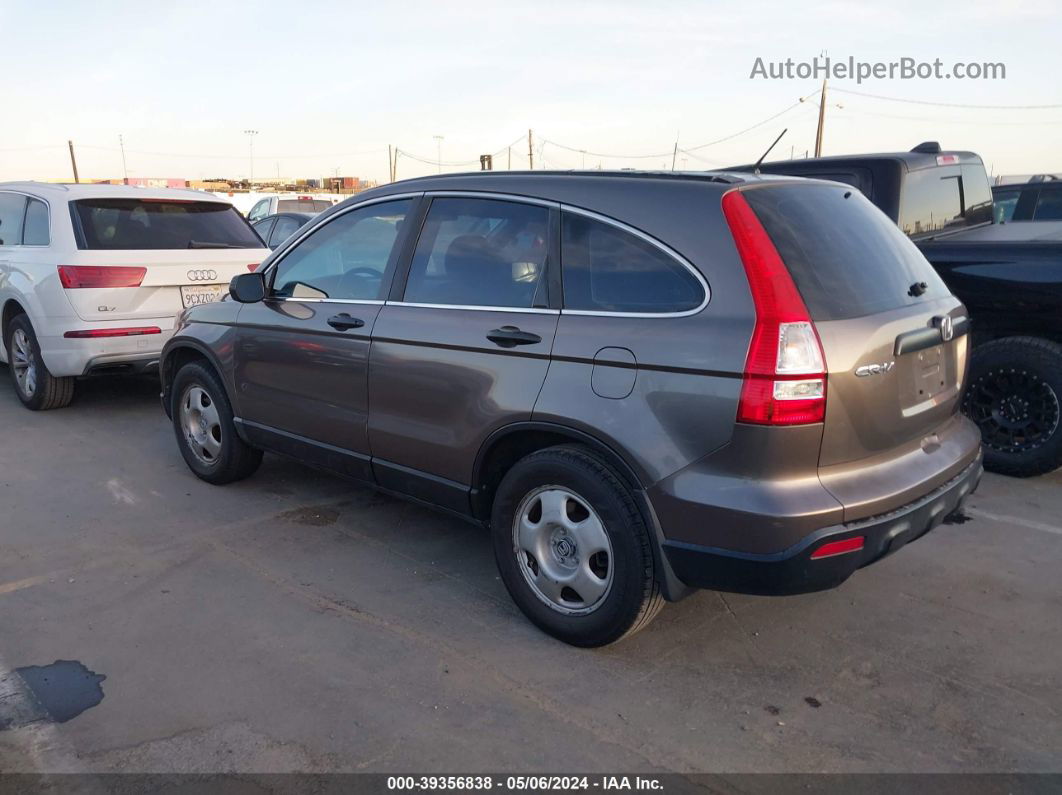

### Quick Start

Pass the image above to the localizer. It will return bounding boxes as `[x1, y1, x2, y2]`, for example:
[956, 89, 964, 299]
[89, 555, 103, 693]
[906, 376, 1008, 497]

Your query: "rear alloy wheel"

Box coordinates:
[963, 337, 1062, 477]
[491, 445, 664, 647]
[513, 486, 615, 615]
[6, 315, 74, 411]
[171, 361, 262, 484]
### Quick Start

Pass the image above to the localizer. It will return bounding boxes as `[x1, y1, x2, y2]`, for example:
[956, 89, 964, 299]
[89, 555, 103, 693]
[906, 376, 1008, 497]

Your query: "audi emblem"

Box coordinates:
[187, 269, 218, 282]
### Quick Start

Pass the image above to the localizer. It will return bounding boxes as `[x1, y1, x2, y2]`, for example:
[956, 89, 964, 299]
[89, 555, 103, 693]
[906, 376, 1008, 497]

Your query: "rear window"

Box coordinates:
[277, 199, 332, 213]
[898, 164, 993, 238]
[73, 199, 262, 250]
[742, 183, 950, 321]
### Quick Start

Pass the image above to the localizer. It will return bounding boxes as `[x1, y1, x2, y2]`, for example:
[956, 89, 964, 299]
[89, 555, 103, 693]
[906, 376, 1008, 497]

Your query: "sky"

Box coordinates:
[0, 0, 1059, 184]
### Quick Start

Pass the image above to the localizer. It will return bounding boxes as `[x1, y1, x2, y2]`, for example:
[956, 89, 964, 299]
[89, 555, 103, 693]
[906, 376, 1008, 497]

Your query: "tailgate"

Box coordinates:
[815, 299, 969, 467]
[741, 182, 978, 518]
[60, 249, 267, 322]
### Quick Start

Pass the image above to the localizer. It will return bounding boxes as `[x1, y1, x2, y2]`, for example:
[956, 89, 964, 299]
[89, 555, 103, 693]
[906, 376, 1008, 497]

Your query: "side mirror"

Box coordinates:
[229, 272, 267, 304]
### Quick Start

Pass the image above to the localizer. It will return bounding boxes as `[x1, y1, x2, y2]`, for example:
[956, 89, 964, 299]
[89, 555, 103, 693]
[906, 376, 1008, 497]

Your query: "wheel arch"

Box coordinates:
[471, 422, 692, 602]
[471, 422, 646, 520]
[160, 340, 232, 419]
[1, 298, 28, 348]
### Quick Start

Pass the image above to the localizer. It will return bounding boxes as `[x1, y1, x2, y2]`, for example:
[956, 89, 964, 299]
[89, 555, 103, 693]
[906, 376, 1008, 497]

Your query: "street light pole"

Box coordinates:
[433, 135, 444, 174]
[244, 130, 259, 185]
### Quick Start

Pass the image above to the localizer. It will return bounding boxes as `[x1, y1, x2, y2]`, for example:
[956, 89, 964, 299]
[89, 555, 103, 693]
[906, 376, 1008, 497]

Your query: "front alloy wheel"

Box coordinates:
[170, 361, 262, 484]
[180, 385, 224, 467]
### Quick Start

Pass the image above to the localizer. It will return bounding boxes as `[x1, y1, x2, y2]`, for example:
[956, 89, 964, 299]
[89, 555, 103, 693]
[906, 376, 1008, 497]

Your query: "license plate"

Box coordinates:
[180, 284, 225, 308]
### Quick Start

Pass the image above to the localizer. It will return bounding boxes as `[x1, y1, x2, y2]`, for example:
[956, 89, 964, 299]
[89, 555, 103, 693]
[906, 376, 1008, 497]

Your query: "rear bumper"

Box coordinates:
[662, 451, 983, 596]
[37, 320, 175, 377]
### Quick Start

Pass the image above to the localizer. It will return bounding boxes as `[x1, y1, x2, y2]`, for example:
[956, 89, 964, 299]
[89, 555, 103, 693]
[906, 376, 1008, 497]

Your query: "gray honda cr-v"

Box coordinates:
[160, 171, 983, 647]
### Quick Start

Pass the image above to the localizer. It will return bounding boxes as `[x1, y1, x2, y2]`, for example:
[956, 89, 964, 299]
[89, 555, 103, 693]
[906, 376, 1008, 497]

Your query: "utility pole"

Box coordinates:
[243, 130, 258, 185]
[527, 129, 534, 170]
[433, 135, 444, 174]
[507, 147, 511, 170]
[813, 80, 827, 157]
[119, 135, 128, 182]
[67, 140, 80, 183]
[671, 141, 678, 171]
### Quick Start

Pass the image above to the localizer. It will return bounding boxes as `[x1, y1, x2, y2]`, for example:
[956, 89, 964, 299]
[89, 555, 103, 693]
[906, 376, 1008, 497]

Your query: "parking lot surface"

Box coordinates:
[0, 372, 1059, 774]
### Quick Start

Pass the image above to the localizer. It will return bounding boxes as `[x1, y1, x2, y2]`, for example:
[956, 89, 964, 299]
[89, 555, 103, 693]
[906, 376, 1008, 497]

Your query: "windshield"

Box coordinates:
[74, 199, 262, 250]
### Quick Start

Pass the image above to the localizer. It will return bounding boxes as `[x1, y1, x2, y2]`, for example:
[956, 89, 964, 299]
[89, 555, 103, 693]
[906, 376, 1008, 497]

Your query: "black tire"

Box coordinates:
[171, 361, 262, 484]
[5, 314, 75, 411]
[963, 336, 1062, 477]
[491, 445, 664, 647]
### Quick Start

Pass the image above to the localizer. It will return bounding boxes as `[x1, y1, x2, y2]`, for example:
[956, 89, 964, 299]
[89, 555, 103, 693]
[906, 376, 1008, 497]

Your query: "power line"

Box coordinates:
[828, 104, 1062, 126]
[74, 144, 388, 160]
[540, 95, 816, 160]
[832, 87, 1062, 110]
[395, 135, 526, 169]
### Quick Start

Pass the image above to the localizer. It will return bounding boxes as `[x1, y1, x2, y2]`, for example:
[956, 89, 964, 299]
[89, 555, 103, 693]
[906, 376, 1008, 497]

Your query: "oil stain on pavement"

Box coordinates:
[13, 660, 106, 723]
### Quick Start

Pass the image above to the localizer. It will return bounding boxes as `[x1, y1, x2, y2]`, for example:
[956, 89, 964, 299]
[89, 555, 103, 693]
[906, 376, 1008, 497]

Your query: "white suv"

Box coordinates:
[0, 183, 269, 410]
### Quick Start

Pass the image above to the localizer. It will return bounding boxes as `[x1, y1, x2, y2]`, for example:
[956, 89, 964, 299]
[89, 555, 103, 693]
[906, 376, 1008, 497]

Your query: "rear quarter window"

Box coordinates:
[23, 199, 49, 245]
[73, 199, 262, 250]
[742, 183, 951, 321]
[561, 213, 704, 314]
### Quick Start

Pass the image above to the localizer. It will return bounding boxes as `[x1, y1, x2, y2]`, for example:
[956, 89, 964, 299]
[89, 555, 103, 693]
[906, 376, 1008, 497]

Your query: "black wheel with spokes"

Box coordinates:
[963, 337, 1062, 477]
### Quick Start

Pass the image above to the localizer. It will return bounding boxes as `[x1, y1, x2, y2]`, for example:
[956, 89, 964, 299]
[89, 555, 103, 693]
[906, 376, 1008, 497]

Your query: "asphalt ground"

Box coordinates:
[0, 372, 1059, 776]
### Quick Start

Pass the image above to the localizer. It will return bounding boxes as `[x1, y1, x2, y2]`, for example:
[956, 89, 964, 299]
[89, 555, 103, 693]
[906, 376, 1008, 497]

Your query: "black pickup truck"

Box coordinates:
[731, 143, 1062, 477]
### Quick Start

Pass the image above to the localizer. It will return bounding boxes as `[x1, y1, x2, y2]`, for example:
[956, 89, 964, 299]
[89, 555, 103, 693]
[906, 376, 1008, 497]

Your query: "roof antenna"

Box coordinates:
[753, 129, 788, 174]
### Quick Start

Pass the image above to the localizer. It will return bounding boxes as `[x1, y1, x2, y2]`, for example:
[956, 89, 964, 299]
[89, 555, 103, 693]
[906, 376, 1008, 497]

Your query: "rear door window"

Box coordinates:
[403, 197, 549, 308]
[993, 188, 1020, 223]
[73, 199, 262, 250]
[269, 216, 301, 247]
[743, 183, 950, 321]
[0, 193, 27, 246]
[271, 199, 411, 301]
[561, 213, 704, 313]
[1033, 189, 1062, 220]
[252, 217, 275, 244]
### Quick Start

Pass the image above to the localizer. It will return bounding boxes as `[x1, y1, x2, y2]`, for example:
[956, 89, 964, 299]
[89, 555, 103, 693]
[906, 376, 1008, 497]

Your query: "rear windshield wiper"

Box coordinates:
[187, 240, 245, 249]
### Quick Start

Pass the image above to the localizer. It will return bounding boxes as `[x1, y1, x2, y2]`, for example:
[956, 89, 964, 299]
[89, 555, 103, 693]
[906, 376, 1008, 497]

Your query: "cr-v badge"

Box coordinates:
[855, 361, 896, 377]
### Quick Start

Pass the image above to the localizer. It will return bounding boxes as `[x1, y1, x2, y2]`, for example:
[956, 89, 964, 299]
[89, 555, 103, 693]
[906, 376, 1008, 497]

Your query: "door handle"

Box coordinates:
[486, 325, 542, 348]
[327, 313, 365, 331]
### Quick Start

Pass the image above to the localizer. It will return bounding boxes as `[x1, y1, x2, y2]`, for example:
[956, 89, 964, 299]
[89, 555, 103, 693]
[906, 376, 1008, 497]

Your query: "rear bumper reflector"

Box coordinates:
[64, 327, 162, 339]
[810, 536, 865, 559]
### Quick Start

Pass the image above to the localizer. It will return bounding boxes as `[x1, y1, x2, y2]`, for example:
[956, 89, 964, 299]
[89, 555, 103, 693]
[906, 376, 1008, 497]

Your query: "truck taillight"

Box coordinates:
[58, 266, 146, 289]
[721, 191, 827, 425]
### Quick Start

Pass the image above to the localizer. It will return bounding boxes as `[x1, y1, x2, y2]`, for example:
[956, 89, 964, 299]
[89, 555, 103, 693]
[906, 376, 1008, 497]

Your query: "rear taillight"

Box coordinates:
[58, 266, 146, 289]
[64, 327, 161, 339]
[722, 190, 827, 426]
[247, 264, 259, 272]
